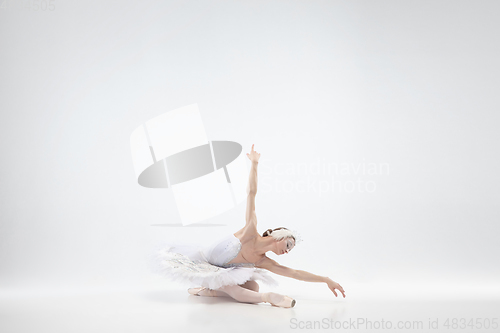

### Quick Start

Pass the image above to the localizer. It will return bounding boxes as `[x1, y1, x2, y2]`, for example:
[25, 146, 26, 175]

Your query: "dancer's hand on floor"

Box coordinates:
[326, 278, 346, 298]
[246, 144, 261, 163]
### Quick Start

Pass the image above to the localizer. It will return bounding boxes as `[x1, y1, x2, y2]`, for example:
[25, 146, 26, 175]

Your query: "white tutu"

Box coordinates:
[151, 234, 279, 290]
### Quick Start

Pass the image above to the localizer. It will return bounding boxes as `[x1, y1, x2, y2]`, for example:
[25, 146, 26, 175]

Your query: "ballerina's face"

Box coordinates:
[276, 237, 295, 255]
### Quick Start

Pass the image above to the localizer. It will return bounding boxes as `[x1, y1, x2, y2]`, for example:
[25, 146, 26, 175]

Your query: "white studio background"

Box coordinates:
[0, 0, 499, 294]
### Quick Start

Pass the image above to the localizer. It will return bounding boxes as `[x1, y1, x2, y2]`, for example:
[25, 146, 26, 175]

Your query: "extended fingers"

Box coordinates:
[338, 286, 346, 298]
[332, 285, 345, 298]
[248, 144, 261, 158]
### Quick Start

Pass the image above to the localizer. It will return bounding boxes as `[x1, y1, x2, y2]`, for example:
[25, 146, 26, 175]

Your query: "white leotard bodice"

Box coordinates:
[205, 234, 254, 268]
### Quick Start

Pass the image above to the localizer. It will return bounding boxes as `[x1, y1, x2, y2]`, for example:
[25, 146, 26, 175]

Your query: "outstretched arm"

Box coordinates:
[246, 144, 260, 194]
[256, 256, 346, 298]
[245, 144, 260, 228]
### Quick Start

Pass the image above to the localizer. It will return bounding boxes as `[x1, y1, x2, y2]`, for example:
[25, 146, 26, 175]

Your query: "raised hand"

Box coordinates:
[326, 278, 346, 298]
[246, 144, 261, 163]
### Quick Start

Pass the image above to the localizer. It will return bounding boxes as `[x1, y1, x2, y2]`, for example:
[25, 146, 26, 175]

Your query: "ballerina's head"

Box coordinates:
[262, 227, 300, 255]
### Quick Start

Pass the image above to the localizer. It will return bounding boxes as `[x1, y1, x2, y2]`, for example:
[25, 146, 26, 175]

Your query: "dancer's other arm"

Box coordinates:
[246, 143, 260, 194]
[245, 144, 260, 228]
[256, 256, 346, 298]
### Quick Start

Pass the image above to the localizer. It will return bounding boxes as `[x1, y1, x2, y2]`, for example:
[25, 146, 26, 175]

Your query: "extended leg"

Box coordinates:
[218, 285, 295, 307]
[218, 285, 264, 304]
[240, 280, 259, 292]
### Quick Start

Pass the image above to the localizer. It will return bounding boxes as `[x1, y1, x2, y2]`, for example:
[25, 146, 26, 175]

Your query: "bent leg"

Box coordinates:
[188, 287, 228, 297]
[193, 284, 293, 307]
[203, 289, 228, 297]
[189, 281, 259, 298]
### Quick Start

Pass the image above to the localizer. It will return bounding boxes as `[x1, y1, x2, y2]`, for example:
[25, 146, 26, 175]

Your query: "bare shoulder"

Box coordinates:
[234, 223, 259, 240]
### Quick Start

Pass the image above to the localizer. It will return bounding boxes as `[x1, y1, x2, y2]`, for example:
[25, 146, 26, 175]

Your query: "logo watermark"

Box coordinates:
[290, 317, 499, 330]
[260, 158, 390, 195]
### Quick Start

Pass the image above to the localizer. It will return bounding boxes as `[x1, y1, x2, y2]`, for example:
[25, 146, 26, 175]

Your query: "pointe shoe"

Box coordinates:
[188, 287, 217, 297]
[262, 292, 296, 308]
[188, 287, 206, 296]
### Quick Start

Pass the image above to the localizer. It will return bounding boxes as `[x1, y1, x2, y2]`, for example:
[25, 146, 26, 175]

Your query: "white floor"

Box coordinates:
[1, 280, 499, 333]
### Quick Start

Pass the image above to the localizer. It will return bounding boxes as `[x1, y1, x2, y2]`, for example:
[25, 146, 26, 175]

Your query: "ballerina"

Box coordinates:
[154, 144, 346, 308]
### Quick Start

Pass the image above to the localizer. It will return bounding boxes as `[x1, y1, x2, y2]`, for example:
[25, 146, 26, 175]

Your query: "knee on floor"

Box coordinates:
[241, 280, 259, 292]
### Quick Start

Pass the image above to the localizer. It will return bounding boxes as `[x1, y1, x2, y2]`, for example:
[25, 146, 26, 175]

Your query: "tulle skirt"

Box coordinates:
[151, 244, 279, 290]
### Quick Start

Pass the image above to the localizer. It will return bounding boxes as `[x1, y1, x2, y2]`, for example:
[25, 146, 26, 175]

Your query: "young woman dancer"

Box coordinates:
[155, 144, 346, 308]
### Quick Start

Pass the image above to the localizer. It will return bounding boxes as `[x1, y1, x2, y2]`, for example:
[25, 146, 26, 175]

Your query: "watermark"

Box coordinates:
[261, 175, 378, 194]
[260, 158, 390, 195]
[0, 0, 56, 11]
[289, 317, 499, 330]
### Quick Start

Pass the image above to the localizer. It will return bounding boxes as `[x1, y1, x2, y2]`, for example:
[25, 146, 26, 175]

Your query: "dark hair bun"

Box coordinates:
[262, 229, 273, 237]
[262, 227, 288, 237]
